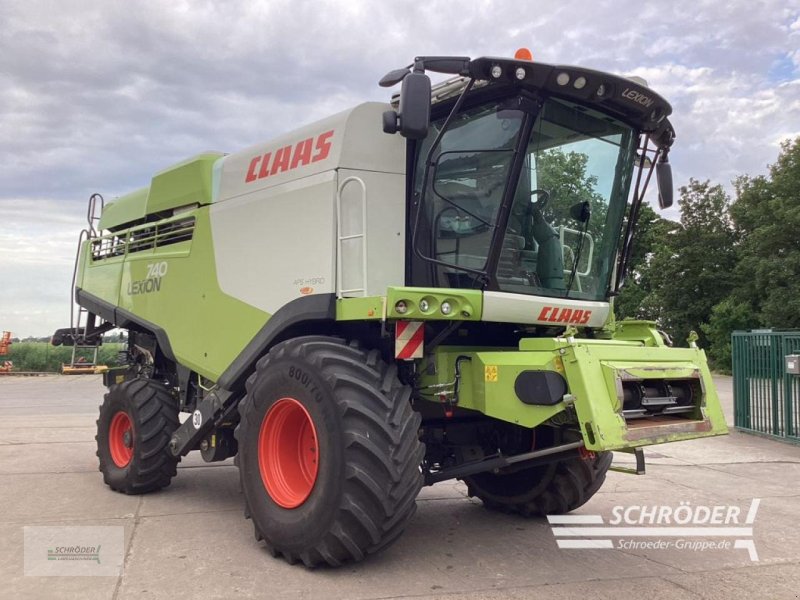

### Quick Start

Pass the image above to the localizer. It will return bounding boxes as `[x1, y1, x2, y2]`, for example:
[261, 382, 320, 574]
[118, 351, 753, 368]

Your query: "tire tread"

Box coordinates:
[466, 451, 612, 517]
[96, 379, 179, 495]
[236, 336, 423, 567]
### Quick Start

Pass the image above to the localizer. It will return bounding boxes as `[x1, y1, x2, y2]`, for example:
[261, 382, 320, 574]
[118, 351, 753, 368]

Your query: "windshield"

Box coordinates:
[412, 96, 636, 301]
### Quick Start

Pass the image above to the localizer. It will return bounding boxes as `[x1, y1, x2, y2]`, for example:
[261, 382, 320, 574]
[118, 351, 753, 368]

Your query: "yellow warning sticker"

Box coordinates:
[485, 365, 498, 382]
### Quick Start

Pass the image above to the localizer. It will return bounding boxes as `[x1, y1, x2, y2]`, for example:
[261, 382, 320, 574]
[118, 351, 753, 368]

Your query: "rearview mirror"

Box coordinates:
[382, 71, 431, 140]
[656, 157, 673, 209]
[634, 152, 652, 169]
[569, 200, 591, 223]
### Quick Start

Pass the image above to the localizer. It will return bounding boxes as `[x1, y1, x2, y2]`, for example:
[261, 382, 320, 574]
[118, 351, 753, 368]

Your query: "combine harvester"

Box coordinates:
[53, 49, 727, 566]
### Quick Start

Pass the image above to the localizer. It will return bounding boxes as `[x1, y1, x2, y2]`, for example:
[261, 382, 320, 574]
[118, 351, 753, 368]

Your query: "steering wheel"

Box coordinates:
[530, 188, 550, 211]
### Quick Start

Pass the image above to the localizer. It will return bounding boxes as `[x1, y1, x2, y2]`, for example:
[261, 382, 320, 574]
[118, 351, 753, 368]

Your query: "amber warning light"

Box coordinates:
[514, 48, 533, 61]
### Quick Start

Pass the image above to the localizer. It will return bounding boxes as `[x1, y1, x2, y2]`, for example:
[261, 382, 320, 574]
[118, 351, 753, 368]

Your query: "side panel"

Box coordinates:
[98, 187, 148, 231]
[426, 347, 567, 426]
[146, 153, 222, 214]
[337, 169, 406, 297]
[482, 291, 610, 327]
[116, 208, 269, 380]
[216, 103, 402, 205]
[210, 170, 337, 314]
[78, 243, 123, 307]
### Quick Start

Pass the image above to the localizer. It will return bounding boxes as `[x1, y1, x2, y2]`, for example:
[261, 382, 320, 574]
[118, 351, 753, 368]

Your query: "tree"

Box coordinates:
[701, 297, 755, 372]
[613, 138, 800, 370]
[528, 148, 623, 291]
[536, 149, 606, 239]
[644, 179, 738, 349]
[730, 138, 800, 328]
[614, 203, 678, 321]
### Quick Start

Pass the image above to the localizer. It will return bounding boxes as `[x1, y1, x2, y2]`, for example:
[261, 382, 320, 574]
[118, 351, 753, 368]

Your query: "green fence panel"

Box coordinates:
[732, 330, 800, 443]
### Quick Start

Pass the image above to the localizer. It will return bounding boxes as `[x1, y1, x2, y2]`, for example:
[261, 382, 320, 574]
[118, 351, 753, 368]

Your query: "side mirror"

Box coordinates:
[569, 200, 591, 223]
[382, 71, 431, 140]
[656, 156, 673, 209]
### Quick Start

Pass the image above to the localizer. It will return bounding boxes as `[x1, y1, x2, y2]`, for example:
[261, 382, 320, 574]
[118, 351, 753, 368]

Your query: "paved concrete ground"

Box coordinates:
[0, 375, 798, 599]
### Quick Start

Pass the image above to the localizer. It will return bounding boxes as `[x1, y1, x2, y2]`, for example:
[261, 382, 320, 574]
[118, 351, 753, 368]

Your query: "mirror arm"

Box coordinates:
[413, 56, 472, 77]
[615, 136, 659, 291]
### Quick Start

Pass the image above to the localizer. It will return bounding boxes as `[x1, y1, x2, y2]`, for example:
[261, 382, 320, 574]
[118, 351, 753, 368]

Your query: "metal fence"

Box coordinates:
[732, 330, 800, 443]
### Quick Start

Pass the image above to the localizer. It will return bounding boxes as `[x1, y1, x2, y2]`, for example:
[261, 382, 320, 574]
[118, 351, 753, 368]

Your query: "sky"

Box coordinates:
[1, 0, 799, 337]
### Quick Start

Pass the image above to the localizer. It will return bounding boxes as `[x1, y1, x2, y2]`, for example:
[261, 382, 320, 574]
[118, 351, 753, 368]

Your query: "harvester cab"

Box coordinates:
[56, 49, 726, 567]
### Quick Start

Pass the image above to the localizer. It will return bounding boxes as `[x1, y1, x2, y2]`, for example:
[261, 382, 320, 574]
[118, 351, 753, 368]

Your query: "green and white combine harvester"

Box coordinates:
[54, 50, 727, 567]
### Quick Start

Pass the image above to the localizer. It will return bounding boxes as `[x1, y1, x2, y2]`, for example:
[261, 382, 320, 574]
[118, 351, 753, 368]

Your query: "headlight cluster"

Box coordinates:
[393, 296, 470, 318]
[556, 71, 591, 92]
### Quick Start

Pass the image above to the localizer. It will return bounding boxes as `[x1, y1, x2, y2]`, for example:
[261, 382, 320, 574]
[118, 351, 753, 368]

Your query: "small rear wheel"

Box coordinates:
[236, 336, 424, 567]
[96, 379, 180, 494]
[465, 450, 612, 516]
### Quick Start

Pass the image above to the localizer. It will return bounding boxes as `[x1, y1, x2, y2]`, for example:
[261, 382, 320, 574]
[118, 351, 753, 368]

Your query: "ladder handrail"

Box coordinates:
[87, 193, 104, 237]
[335, 176, 368, 298]
[69, 229, 90, 334]
[68, 193, 106, 339]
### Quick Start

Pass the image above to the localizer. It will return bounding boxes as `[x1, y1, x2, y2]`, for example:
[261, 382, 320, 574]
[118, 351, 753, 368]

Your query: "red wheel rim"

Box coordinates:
[109, 411, 133, 468]
[258, 397, 319, 508]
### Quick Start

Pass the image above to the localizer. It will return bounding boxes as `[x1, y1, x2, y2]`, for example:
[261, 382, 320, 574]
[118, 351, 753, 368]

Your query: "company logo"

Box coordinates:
[548, 499, 761, 561]
[537, 306, 592, 325]
[621, 88, 654, 108]
[48, 546, 101, 564]
[127, 261, 167, 296]
[245, 130, 334, 183]
[24, 525, 124, 576]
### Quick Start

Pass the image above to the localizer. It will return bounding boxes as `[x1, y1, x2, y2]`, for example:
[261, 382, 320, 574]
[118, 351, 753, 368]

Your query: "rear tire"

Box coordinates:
[464, 451, 612, 516]
[236, 336, 424, 567]
[96, 379, 180, 494]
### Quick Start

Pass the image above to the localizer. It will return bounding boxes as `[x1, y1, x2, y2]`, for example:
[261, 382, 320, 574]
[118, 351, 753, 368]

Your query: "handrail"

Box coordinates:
[69, 228, 90, 333]
[335, 176, 368, 298]
[87, 193, 104, 237]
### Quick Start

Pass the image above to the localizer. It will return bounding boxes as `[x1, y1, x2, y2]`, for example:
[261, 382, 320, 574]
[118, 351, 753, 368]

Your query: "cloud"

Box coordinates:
[0, 200, 83, 337]
[1, 0, 799, 335]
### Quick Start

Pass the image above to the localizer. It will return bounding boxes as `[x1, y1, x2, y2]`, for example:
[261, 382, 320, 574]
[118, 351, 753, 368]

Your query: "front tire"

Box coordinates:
[236, 336, 424, 567]
[96, 379, 180, 494]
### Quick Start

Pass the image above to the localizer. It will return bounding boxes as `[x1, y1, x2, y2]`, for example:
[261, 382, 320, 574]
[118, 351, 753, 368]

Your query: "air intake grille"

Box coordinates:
[91, 217, 195, 261]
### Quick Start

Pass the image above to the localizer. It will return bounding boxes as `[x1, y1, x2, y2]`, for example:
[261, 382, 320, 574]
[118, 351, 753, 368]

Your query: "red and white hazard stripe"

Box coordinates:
[395, 321, 424, 360]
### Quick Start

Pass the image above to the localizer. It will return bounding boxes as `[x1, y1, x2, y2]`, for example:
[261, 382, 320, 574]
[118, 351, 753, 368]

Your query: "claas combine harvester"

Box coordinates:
[52, 49, 727, 567]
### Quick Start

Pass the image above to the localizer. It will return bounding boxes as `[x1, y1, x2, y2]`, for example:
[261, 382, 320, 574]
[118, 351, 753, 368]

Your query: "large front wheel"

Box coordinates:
[236, 337, 424, 567]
